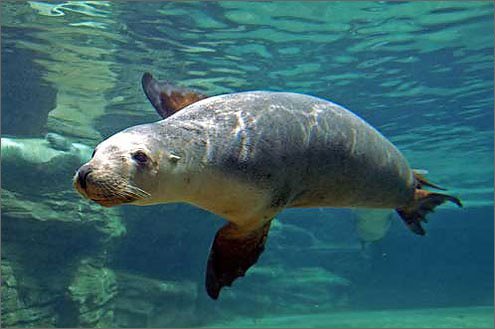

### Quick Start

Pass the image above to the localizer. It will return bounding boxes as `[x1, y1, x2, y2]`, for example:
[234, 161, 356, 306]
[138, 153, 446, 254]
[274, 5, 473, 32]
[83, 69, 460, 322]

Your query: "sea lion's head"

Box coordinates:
[73, 125, 163, 207]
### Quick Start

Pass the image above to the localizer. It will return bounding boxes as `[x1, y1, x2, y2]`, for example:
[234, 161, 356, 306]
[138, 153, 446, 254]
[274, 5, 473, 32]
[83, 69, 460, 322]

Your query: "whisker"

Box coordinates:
[98, 181, 129, 199]
[127, 184, 151, 198]
[89, 179, 150, 203]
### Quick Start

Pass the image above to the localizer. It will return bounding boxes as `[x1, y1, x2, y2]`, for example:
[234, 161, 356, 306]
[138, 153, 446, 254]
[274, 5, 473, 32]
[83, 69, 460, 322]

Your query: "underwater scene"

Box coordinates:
[1, 1, 494, 328]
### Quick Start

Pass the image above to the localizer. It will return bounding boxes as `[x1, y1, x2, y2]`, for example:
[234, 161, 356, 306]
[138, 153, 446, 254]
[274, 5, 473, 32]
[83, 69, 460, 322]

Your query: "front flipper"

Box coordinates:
[206, 220, 272, 300]
[141, 72, 207, 119]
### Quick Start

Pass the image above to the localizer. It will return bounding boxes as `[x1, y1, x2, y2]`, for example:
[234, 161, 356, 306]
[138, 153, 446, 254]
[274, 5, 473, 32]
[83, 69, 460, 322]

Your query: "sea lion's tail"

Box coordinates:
[396, 170, 462, 235]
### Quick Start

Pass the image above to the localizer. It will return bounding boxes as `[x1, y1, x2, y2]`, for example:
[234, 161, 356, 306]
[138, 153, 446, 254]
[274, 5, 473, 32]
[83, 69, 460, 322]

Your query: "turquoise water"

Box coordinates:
[1, 1, 493, 328]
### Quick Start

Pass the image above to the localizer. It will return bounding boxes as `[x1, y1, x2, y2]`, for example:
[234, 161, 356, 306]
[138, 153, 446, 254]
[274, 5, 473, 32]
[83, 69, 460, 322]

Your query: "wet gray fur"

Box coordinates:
[124, 91, 414, 209]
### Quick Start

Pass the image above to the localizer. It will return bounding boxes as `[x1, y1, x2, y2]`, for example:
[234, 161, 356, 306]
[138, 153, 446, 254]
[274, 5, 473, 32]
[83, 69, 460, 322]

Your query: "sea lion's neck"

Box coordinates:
[151, 121, 209, 204]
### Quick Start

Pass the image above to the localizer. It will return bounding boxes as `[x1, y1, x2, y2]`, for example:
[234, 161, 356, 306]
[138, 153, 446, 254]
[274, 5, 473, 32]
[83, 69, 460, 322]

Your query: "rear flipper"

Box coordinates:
[412, 169, 447, 191]
[396, 190, 462, 235]
[205, 220, 272, 300]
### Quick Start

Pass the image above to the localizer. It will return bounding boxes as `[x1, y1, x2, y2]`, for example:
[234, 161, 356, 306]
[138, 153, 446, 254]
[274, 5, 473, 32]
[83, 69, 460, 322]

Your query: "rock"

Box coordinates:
[214, 265, 352, 318]
[67, 260, 118, 327]
[1, 185, 125, 327]
[1, 259, 58, 327]
[113, 271, 199, 328]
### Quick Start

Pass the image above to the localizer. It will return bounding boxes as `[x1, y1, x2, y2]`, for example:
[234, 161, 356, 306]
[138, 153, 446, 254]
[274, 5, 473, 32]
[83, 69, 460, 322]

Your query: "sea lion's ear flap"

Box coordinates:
[142, 72, 207, 119]
[205, 220, 272, 300]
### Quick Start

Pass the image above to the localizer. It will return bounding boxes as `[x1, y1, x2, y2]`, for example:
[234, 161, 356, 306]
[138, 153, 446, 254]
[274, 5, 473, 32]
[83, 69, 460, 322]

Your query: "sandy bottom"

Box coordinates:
[204, 306, 494, 328]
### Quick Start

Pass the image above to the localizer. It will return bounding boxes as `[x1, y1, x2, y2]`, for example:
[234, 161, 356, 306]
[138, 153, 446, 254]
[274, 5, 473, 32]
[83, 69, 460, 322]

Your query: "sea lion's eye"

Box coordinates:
[91, 149, 96, 158]
[132, 151, 149, 164]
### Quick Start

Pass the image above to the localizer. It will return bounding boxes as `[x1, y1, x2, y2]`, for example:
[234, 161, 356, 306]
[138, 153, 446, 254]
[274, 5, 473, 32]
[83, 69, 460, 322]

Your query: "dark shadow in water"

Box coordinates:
[1, 27, 57, 136]
[351, 206, 494, 309]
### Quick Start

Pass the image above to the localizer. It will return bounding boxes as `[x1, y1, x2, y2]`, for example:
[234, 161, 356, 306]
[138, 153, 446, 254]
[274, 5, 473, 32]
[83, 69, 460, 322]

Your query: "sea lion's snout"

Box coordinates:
[76, 163, 92, 189]
[73, 163, 135, 207]
[73, 162, 96, 200]
[73, 158, 151, 208]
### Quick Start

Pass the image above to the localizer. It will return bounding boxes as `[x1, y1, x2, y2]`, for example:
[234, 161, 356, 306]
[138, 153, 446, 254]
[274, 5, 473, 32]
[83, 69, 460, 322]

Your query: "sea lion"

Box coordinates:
[1, 134, 92, 194]
[2, 133, 92, 164]
[45, 132, 75, 152]
[354, 209, 393, 244]
[74, 73, 462, 299]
